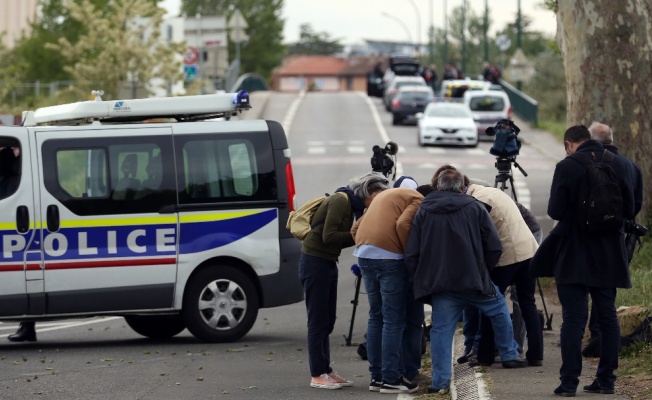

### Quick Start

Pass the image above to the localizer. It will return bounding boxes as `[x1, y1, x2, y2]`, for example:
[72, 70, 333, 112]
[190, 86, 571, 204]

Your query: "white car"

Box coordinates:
[417, 102, 479, 147]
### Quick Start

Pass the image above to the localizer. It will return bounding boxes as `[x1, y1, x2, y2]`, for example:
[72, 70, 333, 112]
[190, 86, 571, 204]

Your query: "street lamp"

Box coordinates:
[406, 0, 421, 55]
[381, 12, 413, 46]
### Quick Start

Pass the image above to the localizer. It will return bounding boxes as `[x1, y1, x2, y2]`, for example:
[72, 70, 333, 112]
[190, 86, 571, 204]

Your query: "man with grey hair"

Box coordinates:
[405, 169, 526, 394]
[583, 122, 644, 358]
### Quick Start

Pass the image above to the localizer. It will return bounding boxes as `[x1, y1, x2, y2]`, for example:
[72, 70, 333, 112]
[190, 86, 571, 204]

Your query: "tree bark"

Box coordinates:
[556, 0, 652, 222]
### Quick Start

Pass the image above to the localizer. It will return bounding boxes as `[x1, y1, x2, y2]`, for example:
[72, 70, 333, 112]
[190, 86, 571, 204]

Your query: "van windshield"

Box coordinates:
[469, 96, 505, 111]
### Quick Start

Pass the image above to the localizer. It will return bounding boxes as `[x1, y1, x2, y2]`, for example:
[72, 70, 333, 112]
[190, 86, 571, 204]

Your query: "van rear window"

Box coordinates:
[469, 96, 505, 111]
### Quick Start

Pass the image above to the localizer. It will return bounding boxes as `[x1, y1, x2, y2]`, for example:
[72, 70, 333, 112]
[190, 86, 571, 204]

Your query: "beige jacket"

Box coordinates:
[466, 184, 538, 266]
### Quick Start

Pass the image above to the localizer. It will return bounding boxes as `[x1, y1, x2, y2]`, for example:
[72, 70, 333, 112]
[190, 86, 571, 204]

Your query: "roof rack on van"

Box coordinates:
[21, 90, 251, 126]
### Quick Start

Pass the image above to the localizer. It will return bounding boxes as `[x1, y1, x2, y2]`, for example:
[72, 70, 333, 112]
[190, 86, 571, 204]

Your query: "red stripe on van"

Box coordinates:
[45, 257, 177, 270]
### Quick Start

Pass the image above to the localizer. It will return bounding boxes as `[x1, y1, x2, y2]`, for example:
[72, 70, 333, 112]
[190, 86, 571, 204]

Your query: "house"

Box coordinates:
[270, 55, 386, 93]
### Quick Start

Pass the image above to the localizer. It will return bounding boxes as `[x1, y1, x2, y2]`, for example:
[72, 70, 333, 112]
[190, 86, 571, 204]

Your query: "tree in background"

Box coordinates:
[181, 0, 285, 80]
[555, 0, 652, 221]
[49, 0, 184, 100]
[286, 24, 343, 55]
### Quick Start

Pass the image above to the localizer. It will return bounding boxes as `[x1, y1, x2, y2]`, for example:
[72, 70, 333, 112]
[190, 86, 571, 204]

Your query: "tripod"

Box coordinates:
[494, 158, 553, 331]
[344, 265, 362, 346]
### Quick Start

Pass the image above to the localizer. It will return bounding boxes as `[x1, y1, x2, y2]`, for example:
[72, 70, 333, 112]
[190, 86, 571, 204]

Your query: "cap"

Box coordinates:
[393, 176, 418, 190]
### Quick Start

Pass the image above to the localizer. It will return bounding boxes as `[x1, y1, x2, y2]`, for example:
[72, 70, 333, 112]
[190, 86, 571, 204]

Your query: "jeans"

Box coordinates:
[403, 275, 425, 380]
[478, 260, 543, 364]
[430, 288, 519, 391]
[359, 258, 408, 382]
[557, 284, 619, 391]
[461, 305, 480, 355]
[299, 253, 338, 377]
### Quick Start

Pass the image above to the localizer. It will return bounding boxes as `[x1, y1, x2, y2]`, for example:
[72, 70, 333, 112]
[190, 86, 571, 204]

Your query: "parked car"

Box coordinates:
[463, 90, 512, 140]
[390, 86, 435, 125]
[416, 102, 478, 147]
[439, 79, 491, 99]
[383, 76, 427, 111]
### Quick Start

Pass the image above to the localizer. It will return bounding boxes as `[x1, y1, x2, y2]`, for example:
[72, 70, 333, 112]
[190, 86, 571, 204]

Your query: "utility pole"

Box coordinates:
[461, 0, 467, 74]
[443, 0, 448, 67]
[428, 0, 434, 65]
[483, 0, 489, 62]
[516, 0, 523, 90]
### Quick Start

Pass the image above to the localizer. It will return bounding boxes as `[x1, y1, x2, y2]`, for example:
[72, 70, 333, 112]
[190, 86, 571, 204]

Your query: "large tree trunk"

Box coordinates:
[556, 0, 652, 222]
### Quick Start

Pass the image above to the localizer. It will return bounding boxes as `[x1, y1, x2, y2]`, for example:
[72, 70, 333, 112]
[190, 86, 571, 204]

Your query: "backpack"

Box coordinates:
[571, 150, 624, 234]
[286, 192, 347, 240]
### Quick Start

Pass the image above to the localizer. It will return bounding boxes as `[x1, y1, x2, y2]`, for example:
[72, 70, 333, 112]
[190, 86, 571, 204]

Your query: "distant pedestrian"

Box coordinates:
[546, 125, 635, 396]
[405, 168, 526, 394]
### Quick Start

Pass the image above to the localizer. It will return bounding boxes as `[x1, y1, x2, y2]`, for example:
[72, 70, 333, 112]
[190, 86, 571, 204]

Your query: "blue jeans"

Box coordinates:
[478, 260, 543, 364]
[430, 288, 520, 391]
[462, 305, 481, 355]
[359, 258, 408, 382]
[557, 284, 619, 391]
[403, 275, 425, 380]
[298, 253, 338, 377]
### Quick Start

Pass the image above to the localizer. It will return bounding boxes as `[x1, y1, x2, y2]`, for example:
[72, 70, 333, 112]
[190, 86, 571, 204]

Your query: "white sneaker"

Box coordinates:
[310, 373, 342, 389]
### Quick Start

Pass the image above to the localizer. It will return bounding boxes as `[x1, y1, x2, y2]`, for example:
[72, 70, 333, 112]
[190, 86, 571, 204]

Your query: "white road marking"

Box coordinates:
[308, 147, 326, 154]
[359, 92, 392, 145]
[282, 91, 305, 138]
[0, 317, 122, 338]
[347, 146, 366, 154]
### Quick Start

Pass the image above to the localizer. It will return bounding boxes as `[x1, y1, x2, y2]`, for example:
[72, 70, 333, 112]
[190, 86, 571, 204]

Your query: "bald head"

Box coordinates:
[588, 122, 613, 145]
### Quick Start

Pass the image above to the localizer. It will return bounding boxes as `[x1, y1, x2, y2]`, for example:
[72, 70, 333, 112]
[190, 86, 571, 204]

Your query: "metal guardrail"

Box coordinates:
[228, 73, 268, 93]
[499, 79, 538, 127]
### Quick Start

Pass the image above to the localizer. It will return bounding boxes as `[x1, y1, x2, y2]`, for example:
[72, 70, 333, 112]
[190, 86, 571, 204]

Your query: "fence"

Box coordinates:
[499, 79, 539, 127]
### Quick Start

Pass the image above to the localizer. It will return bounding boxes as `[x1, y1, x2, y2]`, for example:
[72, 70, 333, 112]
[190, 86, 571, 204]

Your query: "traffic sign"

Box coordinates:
[496, 35, 511, 52]
[184, 46, 199, 65]
[184, 65, 198, 81]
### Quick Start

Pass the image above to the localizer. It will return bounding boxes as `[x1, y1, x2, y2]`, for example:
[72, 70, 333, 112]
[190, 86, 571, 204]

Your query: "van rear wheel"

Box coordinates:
[124, 315, 186, 339]
[182, 266, 259, 343]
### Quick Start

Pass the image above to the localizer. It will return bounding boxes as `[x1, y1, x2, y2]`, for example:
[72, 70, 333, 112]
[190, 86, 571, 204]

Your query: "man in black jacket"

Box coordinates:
[548, 125, 635, 396]
[405, 169, 526, 394]
[583, 122, 644, 358]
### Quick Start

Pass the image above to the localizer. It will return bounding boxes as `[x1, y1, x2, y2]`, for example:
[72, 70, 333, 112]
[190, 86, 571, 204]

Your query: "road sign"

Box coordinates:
[184, 46, 199, 65]
[228, 9, 249, 44]
[184, 65, 198, 81]
[496, 35, 511, 52]
[508, 48, 535, 82]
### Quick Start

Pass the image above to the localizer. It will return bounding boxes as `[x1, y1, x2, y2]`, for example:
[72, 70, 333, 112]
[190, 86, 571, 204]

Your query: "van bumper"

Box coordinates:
[259, 238, 304, 307]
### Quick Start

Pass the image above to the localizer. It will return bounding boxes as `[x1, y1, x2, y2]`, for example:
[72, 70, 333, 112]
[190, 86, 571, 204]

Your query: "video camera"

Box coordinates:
[486, 119, 521, 159]
[371, 141, 398, 179]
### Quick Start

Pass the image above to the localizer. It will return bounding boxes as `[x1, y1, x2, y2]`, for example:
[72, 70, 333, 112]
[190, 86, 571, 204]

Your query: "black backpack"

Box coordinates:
[570, 150, 624, 234]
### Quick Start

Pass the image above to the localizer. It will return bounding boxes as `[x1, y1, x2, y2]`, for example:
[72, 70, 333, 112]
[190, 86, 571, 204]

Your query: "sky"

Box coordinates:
[160, 0, 557, 45]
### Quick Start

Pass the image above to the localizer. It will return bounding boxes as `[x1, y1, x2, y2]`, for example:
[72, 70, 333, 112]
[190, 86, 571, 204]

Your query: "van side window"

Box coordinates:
[0, 145, 21, 199]
[469, 96, 505, 111]
[43, 137, 174, 215]
[179, 135, 276, 204]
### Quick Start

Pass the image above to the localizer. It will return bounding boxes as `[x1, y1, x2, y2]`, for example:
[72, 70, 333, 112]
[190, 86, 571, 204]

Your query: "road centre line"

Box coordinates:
[282, 90, 305, 138]
[359, 92, 392, 146]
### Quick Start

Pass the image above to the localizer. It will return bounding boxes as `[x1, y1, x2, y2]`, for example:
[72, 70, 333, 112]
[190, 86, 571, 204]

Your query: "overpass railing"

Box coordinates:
[499, 79, 538, 127]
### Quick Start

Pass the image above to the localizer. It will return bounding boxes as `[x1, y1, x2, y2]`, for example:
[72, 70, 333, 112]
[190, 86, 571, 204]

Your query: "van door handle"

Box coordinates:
[46, 205, 60, 232]
[16, 205, 29, 233]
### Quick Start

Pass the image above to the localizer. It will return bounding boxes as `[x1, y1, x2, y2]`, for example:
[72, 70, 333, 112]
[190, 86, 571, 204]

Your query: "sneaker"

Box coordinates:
[310, 373, 342, 389]
[369, 378, 383, 392]
[380, 377, 419, 394]
[583, 380, 615, 394]
[328, 371, 353, 387]
[554, 385, 576, 397]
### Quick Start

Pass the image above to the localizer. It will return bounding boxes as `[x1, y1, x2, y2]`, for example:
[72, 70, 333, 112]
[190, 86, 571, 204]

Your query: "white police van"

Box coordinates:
[0, 91, 302, 342]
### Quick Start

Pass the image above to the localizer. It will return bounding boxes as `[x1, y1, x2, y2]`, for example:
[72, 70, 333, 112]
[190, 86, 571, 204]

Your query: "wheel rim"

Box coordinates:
[198, 279, 248, 331]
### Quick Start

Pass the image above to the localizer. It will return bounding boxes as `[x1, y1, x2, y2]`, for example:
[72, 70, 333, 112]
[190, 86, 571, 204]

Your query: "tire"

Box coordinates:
[392, 114, 400, 125]
[124, 315, 186, 339]
[417, 131, 424, 147]
[182, 266, 259, 343]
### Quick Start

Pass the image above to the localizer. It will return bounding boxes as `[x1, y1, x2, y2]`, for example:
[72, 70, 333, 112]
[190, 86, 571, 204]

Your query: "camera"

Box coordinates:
[486, 119, 521, 159]
[625, 220, 648, 237]
[371, 141, 398, 179]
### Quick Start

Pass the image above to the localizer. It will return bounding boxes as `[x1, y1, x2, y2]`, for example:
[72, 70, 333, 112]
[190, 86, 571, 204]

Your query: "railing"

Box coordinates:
[228, 73, 268, 93]
[499, 79, 538, 127]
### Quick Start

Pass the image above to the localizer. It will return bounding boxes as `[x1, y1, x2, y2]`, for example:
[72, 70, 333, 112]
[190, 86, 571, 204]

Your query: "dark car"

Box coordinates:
[391, 86, 435, 125]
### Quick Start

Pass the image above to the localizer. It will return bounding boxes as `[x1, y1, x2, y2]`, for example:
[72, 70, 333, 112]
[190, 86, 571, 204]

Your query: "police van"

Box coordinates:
[0, 91, 303, 342]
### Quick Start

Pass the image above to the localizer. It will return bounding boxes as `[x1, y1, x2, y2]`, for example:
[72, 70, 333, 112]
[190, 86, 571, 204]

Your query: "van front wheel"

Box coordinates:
[182, 266, 259, 343]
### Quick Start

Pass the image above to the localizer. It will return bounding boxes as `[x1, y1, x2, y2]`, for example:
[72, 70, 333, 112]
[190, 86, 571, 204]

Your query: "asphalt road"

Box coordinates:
[0, 91, 627, 399]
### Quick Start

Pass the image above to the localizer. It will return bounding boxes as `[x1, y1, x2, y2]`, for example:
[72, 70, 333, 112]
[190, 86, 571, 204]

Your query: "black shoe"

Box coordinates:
[8, 322, 36, 342]
[554, 385, 576, 397]
[502, 358, 527, 368]
[379, 377, 418, 394]
[457, 349, 477, 364]
[527, 359, 543, 367]
[583, 380, 615, 394]
[368, 378, 383, 392]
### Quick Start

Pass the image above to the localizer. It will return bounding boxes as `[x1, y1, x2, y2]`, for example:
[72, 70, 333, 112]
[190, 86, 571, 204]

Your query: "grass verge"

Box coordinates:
[538, 119, 566, 142]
